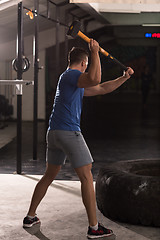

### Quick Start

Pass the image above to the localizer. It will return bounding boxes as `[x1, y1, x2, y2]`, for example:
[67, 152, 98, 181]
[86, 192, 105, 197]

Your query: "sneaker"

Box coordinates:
[87, 223, 113, 239]
[23, 215, 40, 228]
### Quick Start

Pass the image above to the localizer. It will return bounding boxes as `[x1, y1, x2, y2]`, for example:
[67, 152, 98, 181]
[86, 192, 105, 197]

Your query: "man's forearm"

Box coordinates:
[100, 75, 129, 94]
[95, 52, 101, 84]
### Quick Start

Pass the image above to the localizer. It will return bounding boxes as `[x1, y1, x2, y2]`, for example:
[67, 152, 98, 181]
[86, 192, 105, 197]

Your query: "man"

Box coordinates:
[23, 39, 134, 239]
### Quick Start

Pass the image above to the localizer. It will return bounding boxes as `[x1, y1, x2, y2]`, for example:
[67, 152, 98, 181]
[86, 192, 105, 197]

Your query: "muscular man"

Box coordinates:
[23, 39, 134, 239]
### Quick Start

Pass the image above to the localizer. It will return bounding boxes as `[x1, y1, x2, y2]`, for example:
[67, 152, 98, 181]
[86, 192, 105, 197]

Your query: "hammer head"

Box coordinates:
[67, 20, 81, 38]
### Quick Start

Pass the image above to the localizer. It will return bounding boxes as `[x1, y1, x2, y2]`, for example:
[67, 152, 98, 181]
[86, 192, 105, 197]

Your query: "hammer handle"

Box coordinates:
[77, 31, 127, 71]
[78, 31, 90, 43]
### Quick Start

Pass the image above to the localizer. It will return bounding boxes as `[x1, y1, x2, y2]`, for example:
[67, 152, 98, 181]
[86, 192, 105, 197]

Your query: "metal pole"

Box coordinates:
[47, 0, 50, 18]
[17, 1, 24, 174]
[65, 10, 69, 66]
[33, 0, 39, 160]
[55, 5, 60, 82]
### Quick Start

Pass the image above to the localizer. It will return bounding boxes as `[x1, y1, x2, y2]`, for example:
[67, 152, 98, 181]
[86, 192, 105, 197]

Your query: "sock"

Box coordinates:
[90, 222, 98, 231]
[27, 215, 35, 219]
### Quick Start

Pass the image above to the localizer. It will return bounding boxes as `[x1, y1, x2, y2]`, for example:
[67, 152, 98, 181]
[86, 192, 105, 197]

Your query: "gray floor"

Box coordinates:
[0, 174, 160, 240]
[0, 92, 160, 239]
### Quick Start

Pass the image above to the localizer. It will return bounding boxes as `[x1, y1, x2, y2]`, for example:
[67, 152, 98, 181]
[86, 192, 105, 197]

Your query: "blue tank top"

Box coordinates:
[48, 68, 84, 131]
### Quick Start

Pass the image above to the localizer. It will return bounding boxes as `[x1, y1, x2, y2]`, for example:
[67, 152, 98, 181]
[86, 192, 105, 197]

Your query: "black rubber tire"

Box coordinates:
[96, 159, 160, 227]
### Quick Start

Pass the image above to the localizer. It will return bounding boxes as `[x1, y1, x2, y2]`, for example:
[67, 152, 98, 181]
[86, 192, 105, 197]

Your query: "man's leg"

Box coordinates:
[74, 163, 114, 239]
[74, 163, 97, 227]
[27, 163, 61, 216]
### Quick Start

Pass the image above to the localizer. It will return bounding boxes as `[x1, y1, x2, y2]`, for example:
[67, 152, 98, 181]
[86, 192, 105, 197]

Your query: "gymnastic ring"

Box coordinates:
[96, 159, 160, 227]
[12, 56, 30, 72]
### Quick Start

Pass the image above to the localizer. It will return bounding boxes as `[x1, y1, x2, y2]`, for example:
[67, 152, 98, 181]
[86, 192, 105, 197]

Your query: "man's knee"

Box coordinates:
[44, 164, 61, 183]
[75, 164, 93, 183]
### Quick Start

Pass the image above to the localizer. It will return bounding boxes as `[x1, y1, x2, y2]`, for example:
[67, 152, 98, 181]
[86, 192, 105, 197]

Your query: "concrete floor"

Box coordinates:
[0, 92, 160, 239]
[1, 174, 160, 240]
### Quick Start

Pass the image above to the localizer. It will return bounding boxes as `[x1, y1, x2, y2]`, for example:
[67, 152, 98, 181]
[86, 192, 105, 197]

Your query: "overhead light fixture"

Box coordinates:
[142, 24, 160, 26]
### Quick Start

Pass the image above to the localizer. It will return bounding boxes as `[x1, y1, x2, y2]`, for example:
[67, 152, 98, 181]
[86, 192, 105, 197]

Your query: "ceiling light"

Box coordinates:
[142, 24, 160, 26]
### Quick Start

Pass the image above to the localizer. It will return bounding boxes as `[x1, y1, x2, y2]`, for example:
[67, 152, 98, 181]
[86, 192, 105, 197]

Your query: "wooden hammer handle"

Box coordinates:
[77, 31, 127, 71]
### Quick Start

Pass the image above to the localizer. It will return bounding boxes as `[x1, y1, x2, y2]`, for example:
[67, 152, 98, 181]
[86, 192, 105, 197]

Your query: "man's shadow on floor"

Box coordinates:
[23, 223, 51, 240]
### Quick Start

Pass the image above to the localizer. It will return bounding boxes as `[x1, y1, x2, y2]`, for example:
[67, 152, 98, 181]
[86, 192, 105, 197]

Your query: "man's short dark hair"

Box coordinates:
[68, 47, 89, 66]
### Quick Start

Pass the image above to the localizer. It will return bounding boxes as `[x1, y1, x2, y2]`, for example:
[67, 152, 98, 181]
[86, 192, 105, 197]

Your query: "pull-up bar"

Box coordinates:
[23, 6, 68, 27]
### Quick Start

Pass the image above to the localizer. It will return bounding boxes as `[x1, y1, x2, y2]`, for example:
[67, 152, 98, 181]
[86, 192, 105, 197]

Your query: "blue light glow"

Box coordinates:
[145, 33, 152, 38]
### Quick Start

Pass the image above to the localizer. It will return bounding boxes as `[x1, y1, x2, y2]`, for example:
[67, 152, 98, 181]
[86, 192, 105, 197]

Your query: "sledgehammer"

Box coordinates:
[67, 20, 127, 71]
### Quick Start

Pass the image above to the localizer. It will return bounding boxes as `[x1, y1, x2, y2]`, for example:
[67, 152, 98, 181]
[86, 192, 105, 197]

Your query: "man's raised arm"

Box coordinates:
[84, 67, 134, 97]
[78, 39, 101, 88]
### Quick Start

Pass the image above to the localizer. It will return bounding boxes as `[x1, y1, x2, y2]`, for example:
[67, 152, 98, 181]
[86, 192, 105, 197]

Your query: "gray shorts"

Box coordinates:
[46, 130, 94, 168]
